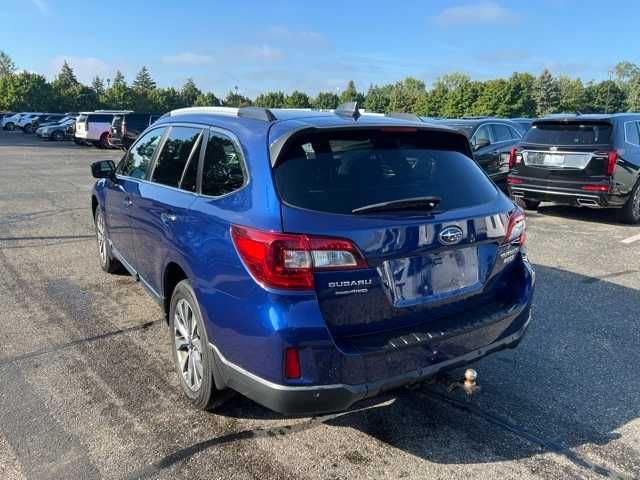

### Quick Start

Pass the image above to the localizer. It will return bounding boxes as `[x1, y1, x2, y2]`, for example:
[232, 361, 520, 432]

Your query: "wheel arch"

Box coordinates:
[163, 261, 190, 324]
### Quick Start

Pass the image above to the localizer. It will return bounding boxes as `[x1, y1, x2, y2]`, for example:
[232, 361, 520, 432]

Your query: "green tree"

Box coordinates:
[388, 77, 426, 113]
[180, 78, 201, 106]
[103, 71, 133, 110]
[0, 71, 53, 111]
[224, 91, 252, 107]
[284, 90, 311, 108]
[363, 84, 392, 113]
[254, 91, 285, 108]
[614, 61, 640, 84]
[627, 74, 640, 111]
[0, 50, 16, 78]
[91, 76, 105, 97]
[534, 69, 560, 116]
[132, 66, 156, 93]
[313, 91, 339, 109]
[439, 74, 480, 117]
[557, 76, 586, 113]
[193, 92, 221, 107]
[503, 72, 536, 117]
[471, 79, 509, 116]
[149, 87, 185, 114]
[424, 79, 449, 117]
[339, 80, 365, 104]
[585, 80, 626, 113]
[53, 61, 79, 90]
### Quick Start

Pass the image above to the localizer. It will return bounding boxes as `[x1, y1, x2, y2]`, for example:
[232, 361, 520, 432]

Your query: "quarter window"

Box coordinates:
[625, 121, 640, 145]
[473, 125, 491, 148]
[118, 127, 166, 179]
[509, 126, 522, 139]
[492, 124, 512, 142]
[151, 126, 202, 188]
[201, 131, 245, 197]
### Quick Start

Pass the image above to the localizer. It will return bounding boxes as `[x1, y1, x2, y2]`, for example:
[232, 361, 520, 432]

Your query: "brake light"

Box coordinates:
[230, 225, 367, 290]
[122, 120, 127, 137]
[581, 184, 609, 192]
[504, 208, 526, 246]
[606, 151, 618, 177]
[507, 176, 523, 185]
[284, 348, 301, 379]
[508, 147, 523, 169]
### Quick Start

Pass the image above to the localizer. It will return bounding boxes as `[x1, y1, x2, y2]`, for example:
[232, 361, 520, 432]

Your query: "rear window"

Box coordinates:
[77, 114, 87, 123]
[87, 114, 114, 123]
[524, 122, 612, 146]
[273, 129, 497, 215]
[112, 115, 124, 129]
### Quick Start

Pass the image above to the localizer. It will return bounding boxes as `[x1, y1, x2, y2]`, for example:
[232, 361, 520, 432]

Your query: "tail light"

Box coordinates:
[508, 147, 523, 169]
[122, 120, 127, 137]
[581, 184, 608, 192]
[504, 208, 526, 246]
[284, 348, 301, 379]
[606, 151, 618, 177]
[230, 225, 367, 291]
[507, 176, 523, 185]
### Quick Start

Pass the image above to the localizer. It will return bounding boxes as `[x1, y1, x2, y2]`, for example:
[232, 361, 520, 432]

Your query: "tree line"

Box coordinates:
[1, 51, 639, 117]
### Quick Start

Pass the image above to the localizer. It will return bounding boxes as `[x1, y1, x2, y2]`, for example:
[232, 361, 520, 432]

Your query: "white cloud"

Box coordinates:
[49, 56, 111, 83]
[236, 45, 286, 62]
[161, 52, 213, 65]
[433, 2, 518, 26]
[31, 0, 48, 14]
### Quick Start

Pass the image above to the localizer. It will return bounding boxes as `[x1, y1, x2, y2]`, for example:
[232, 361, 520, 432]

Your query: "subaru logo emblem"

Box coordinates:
[438, 226, 464, 245]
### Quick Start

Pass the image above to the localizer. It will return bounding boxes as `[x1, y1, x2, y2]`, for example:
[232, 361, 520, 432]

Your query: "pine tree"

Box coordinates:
[103, 71, 133, 109]
[132, 66, 156, 92]
[180, 78, 201, 106]
[339, 80, 364, 104]
[55, 61, 79, 90]
[313, 92, 339, 110]
[534, 69, 560, 116]
[284, 90, 310, 108]
[193, 92, 221, 107]
[0, 50, 16, 78]
[91, 76, 105, 97]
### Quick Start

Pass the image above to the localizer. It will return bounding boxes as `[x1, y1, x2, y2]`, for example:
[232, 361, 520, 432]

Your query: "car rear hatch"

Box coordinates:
[75, 114, 88, 136]
[110, 114, 124, 138]
[511, 120, 615, 185]
[249, 125, 529, 354]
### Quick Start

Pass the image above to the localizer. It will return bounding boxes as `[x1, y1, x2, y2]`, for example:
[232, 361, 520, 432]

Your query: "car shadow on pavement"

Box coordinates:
[532, 203, 640, 228]
[211, 264, 640, 475]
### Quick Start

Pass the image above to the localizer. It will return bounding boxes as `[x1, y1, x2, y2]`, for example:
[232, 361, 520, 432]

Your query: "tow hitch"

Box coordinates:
[425, 368, 481, 396]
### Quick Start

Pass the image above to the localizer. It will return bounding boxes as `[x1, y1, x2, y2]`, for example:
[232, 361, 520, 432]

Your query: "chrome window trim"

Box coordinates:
[623, 120, 640, 146]
[114, 122, 250, 201]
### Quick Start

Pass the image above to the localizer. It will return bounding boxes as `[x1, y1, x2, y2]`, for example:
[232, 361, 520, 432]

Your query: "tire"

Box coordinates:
[52, 130, 65, 141]
[94, 208, 121, 273]
[73, 138, 84, 145]
[23, 124, 33, 134]
[169, 280, 234, 410]
[5, 122, 15, 131]
[99, 132, 110, 149]
[617, 179, 640, 224]
[522, 199, 541, 211]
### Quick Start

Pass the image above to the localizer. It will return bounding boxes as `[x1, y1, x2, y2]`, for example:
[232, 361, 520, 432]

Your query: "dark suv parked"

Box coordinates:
[109, 113, 160, 150]
[508, 114, 640, 224]
[437, 118, 524, 191]
[90, 105, 534, 415]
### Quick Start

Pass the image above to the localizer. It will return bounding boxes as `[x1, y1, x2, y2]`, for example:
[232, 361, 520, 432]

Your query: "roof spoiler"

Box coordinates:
[335, 102, 360, 119]
[385, 112, 424, 122]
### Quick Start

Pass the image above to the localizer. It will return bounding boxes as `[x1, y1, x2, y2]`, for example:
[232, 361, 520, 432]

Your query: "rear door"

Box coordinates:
[128, 125, 203, 291]
[272, 127, 519, 343]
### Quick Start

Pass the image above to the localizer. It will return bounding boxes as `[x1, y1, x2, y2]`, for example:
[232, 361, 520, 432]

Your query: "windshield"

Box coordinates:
[273, 129, 497, 215]
[438, 123, 475, 137]
[524, 122, 612, 146]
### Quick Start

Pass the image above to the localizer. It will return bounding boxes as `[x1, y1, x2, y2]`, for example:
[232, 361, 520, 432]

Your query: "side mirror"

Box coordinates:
[91, 160, 116, 179]
[473, 138, 490, 151]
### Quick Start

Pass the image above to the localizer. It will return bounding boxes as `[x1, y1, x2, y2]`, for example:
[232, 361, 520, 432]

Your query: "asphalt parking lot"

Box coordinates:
[0, 131, 639, 480]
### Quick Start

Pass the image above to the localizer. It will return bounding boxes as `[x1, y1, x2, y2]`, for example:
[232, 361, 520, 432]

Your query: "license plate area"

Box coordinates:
[523, 151, 592, 169]
[382, 247, 480, 307]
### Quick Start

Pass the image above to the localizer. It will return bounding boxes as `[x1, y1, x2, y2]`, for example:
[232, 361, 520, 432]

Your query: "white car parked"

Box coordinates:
[2, 113, 33, 131]
[16, 113, 44, 130]
[75, 111, 130, 148]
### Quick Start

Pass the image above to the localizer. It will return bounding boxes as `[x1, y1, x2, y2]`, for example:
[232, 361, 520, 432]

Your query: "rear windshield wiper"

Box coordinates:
[352, 196, 441, 215]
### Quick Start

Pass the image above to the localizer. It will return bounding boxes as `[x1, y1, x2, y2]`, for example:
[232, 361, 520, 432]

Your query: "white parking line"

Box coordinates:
[621, 232, 640, 244]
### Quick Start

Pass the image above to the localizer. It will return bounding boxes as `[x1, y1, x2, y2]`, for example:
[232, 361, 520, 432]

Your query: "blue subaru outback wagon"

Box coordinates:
[90, 104, 535, 415]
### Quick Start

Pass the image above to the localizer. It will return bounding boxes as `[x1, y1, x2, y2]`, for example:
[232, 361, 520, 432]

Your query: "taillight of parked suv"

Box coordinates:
[230, 225, 368, 290]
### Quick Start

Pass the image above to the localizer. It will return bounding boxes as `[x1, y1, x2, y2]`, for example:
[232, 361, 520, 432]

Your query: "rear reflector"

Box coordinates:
[581, 184, 609, 192]
[504, 207, 526, 246]
[231, 225, 367, 290]
[507, 176, 523, 185]
[606, 151, 618, 177]
[284, 348, 301, 379]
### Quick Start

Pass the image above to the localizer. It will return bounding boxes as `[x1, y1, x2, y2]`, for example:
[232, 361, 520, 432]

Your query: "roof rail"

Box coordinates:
[385, 112, 424, 122]
[167, 106, 239, 117]
[335, 102, 360, 119]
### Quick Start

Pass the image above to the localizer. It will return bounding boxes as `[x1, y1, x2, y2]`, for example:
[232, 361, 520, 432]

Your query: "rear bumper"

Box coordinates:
[508, 179, 625, 208]
[211, 309, 532, 415]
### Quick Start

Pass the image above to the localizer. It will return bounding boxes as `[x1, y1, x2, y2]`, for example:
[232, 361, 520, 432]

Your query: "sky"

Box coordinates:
[1, 0, 638, 97]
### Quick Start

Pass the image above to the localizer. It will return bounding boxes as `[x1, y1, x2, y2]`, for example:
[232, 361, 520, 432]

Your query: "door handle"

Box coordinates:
[160, 212, 177, 224]
[123, 197, 133, 207]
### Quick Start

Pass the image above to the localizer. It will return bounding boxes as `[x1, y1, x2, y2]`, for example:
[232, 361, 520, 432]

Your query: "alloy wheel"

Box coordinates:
[95, 210, 107, 266]
[174, 299, 204, 392]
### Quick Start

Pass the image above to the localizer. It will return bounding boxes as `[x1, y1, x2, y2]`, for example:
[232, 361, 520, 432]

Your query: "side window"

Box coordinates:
[118, 127, 166, 179]
[492, 124, 512, 142]
[473, 125, 491, 148]
[151, 126, 202, 188]
[625, 121, 640, 145]
[201, 131, 245, 196]
[509, 126, 522, 140]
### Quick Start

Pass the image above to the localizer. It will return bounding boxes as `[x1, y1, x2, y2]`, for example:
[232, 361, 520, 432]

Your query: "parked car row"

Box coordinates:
[73, 110, 160, 149]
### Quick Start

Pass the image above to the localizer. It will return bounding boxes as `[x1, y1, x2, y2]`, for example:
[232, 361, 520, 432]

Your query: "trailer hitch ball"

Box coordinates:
[463, 368, 478, 395]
